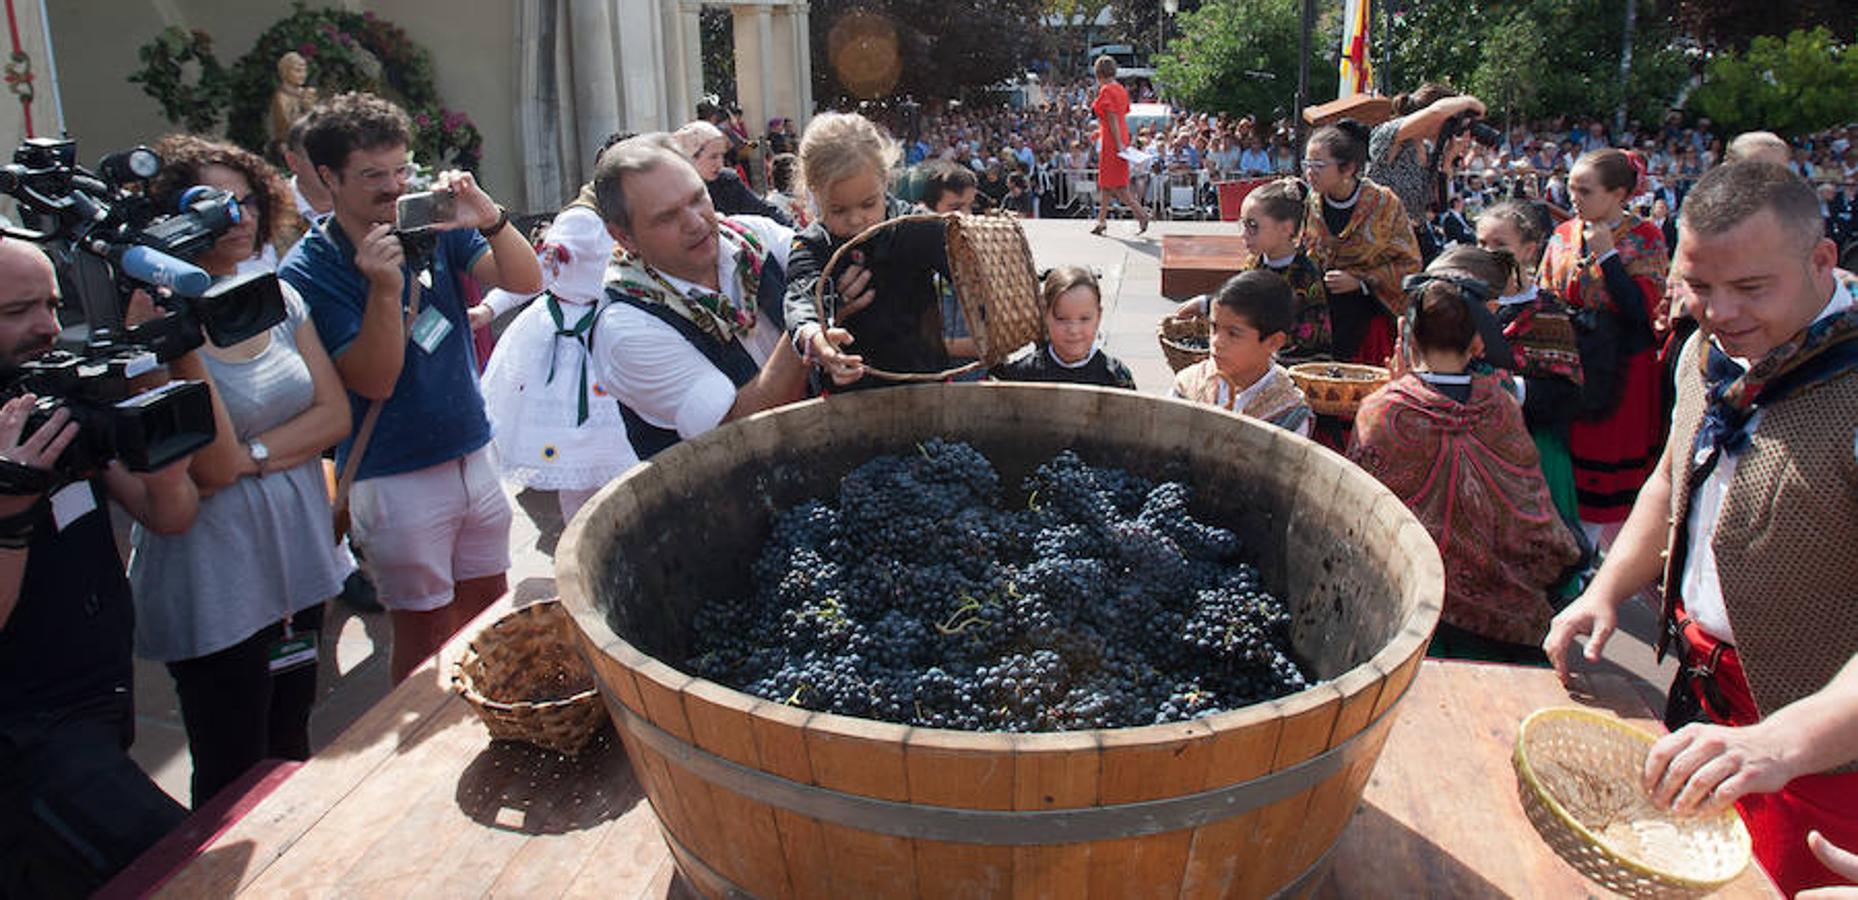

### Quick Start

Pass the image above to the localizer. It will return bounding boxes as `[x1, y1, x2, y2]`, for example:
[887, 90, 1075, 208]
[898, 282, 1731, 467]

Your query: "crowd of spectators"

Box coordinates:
[813, 88, 1858, 249]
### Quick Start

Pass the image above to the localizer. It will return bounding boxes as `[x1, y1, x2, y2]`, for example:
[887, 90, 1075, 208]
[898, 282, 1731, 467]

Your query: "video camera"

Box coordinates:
[0, 137, 289, 481]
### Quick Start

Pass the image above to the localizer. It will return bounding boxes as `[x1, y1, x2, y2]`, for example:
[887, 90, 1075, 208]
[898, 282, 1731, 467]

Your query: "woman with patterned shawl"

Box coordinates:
[1538, 149, 1670, 539]
[1351, 275, 1580, 662]
[1300, 120, 1423, 367]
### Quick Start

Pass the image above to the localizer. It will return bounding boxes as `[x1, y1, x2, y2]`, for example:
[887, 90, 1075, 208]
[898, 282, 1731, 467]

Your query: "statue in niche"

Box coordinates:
[269, 51, 318, 156]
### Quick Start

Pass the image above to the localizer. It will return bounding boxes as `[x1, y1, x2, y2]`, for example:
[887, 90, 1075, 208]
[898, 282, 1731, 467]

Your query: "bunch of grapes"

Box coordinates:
[684, 439, 1313, 732]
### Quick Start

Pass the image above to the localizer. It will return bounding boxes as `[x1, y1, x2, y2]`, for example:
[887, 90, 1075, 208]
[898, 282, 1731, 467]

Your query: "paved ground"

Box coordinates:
[127, 217, 1675, 806]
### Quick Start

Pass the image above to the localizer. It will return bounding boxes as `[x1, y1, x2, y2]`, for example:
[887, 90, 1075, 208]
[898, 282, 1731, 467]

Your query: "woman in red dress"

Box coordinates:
[1537, 148, 1670, 542]
[1089, 55, 1150, 236]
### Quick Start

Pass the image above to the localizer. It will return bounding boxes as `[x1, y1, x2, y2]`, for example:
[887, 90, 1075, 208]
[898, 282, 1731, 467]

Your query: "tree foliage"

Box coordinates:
[810, 0, 1046, 104]
[1671, 0, 1857, 51]
[1692, 27, 1858, 137]
[1384, 0, 1690, 125]
[1153, 0, 1321, 121]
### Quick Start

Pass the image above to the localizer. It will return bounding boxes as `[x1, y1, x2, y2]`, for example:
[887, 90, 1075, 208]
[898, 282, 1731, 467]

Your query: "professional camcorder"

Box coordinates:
[0, 137, 288, 481]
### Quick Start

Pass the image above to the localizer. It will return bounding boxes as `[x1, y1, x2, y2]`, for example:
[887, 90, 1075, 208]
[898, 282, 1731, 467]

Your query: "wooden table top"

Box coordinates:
[1159, 234, 1249, 300]
[148, 599, 1775, 899]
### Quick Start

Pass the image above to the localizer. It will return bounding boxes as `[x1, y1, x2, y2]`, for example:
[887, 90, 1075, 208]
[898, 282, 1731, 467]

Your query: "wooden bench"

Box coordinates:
[138, 599, 1777, 897]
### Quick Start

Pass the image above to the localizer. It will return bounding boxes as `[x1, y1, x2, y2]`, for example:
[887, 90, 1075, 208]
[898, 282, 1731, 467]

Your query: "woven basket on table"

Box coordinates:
[1286, 362, 1390, 419]
[1514, 707, 1751, 898]
[1157, 312, 1210, 372]
[813, 212, 1043, 381]
[453, 600, 610, 756]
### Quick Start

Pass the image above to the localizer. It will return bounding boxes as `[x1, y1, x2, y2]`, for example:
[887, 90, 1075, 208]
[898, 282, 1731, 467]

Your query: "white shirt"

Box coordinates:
[1682, 281, 1852, 643]
[592, 215, 793, 440]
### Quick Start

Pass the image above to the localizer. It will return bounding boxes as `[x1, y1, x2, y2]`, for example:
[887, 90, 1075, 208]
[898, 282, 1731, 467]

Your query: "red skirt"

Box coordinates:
[1674, 616, 1858, 896]
[1098, 139, 1130, 189]
[1569, 348, 1662, 523]
[1352, 313, 1395, 368]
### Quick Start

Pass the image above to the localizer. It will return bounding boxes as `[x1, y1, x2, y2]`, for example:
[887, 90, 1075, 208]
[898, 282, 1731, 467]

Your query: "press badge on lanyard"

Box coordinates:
[268, 618, 317, 674]
[409, 266, 453, 354]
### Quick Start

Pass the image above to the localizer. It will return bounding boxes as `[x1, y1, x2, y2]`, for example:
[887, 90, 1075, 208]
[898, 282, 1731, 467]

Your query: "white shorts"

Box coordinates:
[350, 446, 513, 612]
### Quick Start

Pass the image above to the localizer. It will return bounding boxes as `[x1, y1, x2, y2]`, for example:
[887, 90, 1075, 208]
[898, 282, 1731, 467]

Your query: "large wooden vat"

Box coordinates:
[557, 383, 1443, 898]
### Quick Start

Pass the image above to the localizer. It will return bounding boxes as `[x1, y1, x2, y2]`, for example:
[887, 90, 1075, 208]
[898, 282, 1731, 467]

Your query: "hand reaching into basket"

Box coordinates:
[1802, 831, 1858, 898]
[807, 261, 875, 385]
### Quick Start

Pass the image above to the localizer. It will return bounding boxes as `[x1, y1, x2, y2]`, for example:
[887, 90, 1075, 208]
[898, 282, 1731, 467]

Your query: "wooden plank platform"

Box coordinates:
[144, 601, 1776, 898]
[1160, 233, 1249, 300]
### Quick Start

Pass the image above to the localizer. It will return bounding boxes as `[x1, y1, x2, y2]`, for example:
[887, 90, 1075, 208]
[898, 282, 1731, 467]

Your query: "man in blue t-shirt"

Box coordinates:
[280, 92, 542, 683]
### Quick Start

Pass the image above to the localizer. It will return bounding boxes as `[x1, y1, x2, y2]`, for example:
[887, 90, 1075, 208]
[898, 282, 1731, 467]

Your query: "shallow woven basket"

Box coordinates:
[1157, 312, 1210, 372]
[1286, 362, 1390, 419]
[1514, 708, 1751, 898]
[813, 211, 1043, 381]
[453, 600, 610, 756]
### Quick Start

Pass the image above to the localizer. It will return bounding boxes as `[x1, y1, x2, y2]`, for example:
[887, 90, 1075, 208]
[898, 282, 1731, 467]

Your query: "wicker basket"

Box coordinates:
[1514, 708, 1752, 898]
[1287, 362, 1390, 419]
[1157, 312, 1210, 372]
[813, 212, 1043, 381]
[453, 600, 610, 756]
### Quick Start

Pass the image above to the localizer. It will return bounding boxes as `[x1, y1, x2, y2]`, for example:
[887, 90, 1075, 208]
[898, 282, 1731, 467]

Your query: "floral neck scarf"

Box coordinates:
[607, 219, 768, 343]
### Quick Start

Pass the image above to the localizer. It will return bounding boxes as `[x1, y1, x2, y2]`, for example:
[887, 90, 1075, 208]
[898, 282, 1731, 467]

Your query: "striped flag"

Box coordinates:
[1339, 0, 1373, 98]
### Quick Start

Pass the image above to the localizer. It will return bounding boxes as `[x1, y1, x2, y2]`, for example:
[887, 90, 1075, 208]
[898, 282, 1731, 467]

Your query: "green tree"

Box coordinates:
[1153, 0, 1322, 121]
[1384, 0, 1689, 126]
[701, 7, 737, 106]
[1692, 27, 1858, 137]
[1672, 0, 1857, 51]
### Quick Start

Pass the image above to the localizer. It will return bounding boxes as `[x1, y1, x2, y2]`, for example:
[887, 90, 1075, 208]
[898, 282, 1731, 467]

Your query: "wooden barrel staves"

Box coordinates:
[557, 384, 1444, 899]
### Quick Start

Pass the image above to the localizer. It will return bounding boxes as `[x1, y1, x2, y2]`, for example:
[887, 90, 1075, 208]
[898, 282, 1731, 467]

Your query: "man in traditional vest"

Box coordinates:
[588, 135, 810, 458]
[1545, 162, 1858, 895]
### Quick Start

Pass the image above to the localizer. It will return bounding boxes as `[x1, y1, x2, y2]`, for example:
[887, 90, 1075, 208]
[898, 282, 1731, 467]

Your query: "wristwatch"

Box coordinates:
[247, 439, 270, 477]
[478, 205, 510, 238]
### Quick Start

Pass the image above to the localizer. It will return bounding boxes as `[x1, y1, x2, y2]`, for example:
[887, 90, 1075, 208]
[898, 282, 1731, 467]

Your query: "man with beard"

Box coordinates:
[0, 239, 202, 895]
[281, 92, 542, 683]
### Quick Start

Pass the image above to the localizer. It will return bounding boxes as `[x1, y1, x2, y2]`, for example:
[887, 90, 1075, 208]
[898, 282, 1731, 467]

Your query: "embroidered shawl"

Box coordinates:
[1300, 180, 1423, 317]
[605, 220, 770, 343]
[1349, 373, 1581, 645]
[1538, 215, 1670, 331]
[1173, 361, 1312, 433]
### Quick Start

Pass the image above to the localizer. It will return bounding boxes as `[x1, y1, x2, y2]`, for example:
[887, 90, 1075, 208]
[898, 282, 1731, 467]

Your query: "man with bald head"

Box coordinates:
[1546, 163, 1858, 893]
[1726, 130, 1793, 167]
[0, 238, 204, 894]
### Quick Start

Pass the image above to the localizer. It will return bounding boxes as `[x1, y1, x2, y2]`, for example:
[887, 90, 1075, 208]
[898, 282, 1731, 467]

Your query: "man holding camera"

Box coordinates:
[280, 93, 542, 683]
[0, 238, 202, 895]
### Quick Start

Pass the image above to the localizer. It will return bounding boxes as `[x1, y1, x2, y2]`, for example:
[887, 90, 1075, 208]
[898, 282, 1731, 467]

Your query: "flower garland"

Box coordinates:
[129, 26, 229, 134]
[220, 3, 482, 170]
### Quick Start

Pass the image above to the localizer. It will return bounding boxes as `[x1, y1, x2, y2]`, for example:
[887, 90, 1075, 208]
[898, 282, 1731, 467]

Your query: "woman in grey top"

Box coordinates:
[129, 135, 352, 808]
[1366, 84, 1487, 247]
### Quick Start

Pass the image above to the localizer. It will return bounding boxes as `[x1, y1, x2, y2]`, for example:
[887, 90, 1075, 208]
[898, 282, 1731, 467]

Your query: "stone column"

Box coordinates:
[682, 3, 705, 120]
[569, 0, 622, 158]
[794, 2, 814, 126]
[756, 5, 776, 128]
[515, 1, 566, 213]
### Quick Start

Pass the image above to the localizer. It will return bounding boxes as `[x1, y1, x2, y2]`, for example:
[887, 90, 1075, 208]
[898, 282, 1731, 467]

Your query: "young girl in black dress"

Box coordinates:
[990, 266, 1136, 389]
